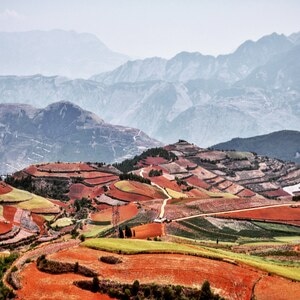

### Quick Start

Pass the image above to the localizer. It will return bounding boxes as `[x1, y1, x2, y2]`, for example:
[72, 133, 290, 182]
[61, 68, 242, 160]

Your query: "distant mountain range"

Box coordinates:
[212, 130, 300, 163]
[0, 31, 299, 147]
[0, 101, 160, 174]
[0, 30, 129, 78]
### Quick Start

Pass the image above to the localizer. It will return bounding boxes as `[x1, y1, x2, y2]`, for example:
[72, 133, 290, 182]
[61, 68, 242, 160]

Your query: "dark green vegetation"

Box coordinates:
[0, 253, 18, 300]
[113, 147, 177, 173]
[5, 175, 70, 201]
[170, 218, 300, 243]
[119, 173, 151, 185]
[74, 278, 224, 300]
[213, 130, 300, 163]
[148, 169, 163, 177]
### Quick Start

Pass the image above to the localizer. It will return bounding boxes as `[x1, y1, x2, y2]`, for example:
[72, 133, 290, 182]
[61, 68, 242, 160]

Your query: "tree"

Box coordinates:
[119, 227, 124, 238]
[125, 225, 132, 238]
[131, 280, 140, 296]
[199, 280, 213, 300]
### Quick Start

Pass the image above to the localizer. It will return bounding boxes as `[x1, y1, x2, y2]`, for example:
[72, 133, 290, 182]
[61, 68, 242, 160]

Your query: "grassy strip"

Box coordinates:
[82, 238, 300, 281]
[0, 188, 32, 202]
[16, 195, 56, 210]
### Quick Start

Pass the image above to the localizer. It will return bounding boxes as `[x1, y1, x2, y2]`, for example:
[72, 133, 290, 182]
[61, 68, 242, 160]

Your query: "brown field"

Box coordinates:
[175, 157, 198, 169]
[45, 246, 273, 300]
[219, 206, 300, 226]
[132, 223, 164, 239]
[0, 182, 12, 195]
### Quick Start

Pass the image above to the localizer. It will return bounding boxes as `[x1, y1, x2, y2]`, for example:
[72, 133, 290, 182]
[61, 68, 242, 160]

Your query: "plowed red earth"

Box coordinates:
[254, 275, 300, 300]
[149, 176, 182, 191]
[141, 156, 168, 166]
[3, 206, 16, 223]
[32, 213, 46, 235]
[220, 206, 300, 226]
[0, 221, 12, 234]
[37, 162, 95, 172]
[84, 176, 118, 185]
[0, 182, 12, 195]
[237, 189, 256, 197]
[186, 175, 211, 189]
[44, 246, 286, 300]
[263, 189, 290, 198]
[91, 203, 138, 223]
[16, 263, 109, 300]
[132, 223, 164, 239]
[68, 184, 104, 200]
[107, 184, 153, 202]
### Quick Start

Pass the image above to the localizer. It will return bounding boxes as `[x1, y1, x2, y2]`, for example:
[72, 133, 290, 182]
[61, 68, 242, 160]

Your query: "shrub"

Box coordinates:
[99, 256, 122, 264]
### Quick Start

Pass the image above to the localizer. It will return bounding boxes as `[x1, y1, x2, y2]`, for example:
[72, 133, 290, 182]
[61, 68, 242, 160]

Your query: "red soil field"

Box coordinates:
[32, 213, 46, 235]
[48, 247, 267, 300]
[16, 263, 108, 300]
[91, 203, 138, 223]
[149, 176, 182, 192]
[186, 175, 211, 189]
[107, 187, 151, 202]
[236, 189, 256, 198]
[0, 221, 12, 235]
[262, 189, 290, 198]
[119, 181, 165, 199]
[0, 182, 12, 195]
[3, 206, 17, 223]
[68, 184, 104, 200]
[84, 175, 118, 186]
[49, 199, 69, 209]
[186, 188, 209, 198]
[175, 157, 198, 169]
[132, 223, 164, 239]
[220, 206, 300, 226]
[37, 162, 95, 172]
[254, 275, 300, 300]
[141, 156, 168, 166]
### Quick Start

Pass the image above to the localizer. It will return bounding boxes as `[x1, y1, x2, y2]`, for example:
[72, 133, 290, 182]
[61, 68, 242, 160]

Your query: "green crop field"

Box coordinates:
[16, 195, 56, 210]
[51, 217, 74, 228]
[0, 188, 32, 202]
[82, 238, 300, 281]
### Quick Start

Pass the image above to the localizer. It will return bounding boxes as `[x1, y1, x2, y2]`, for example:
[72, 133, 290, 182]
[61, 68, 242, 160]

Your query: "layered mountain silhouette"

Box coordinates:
[0, 31, 299, 147]
[0, 30, 129, 78]
[213, 130, 300, 163]
[0, 101, 161, 174]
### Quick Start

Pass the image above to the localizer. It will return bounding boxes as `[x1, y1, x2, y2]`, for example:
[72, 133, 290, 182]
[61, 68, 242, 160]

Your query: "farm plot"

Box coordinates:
[131, 223, 164, 239]
[16, 263, 105, 300]
[0, 182, 12, 195]
[90, 202, 138, 224]
[219, 206, 300, 226]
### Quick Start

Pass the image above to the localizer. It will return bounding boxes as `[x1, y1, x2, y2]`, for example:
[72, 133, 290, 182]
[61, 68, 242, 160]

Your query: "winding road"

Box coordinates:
[139, 168, 172, 219]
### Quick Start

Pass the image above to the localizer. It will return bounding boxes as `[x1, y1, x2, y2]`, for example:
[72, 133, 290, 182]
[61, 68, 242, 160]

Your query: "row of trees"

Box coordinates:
[118, 225, 135, 238]
[113, 147, 177, 173]
[119, 173, 151, 185]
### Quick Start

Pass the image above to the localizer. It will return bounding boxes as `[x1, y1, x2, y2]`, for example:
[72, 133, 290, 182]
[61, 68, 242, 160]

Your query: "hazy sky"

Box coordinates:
[0, 0, 300, 58]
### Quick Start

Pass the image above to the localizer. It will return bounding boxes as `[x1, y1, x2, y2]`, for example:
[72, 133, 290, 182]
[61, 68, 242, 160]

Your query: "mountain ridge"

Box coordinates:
[0, 101, 161, 174]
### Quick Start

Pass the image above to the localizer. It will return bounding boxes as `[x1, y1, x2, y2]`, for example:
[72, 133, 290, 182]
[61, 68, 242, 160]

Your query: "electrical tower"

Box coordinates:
[112, 204, 120, 236]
